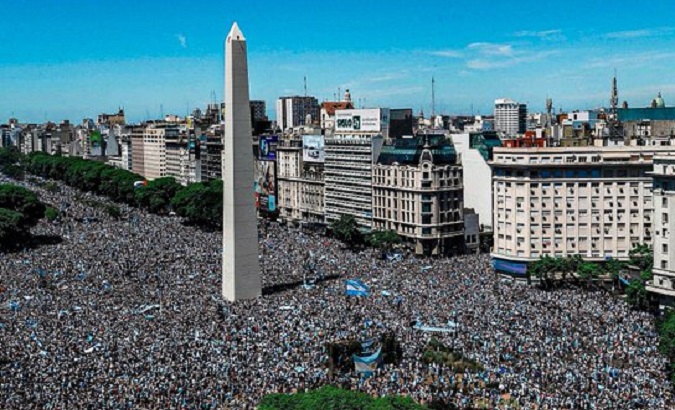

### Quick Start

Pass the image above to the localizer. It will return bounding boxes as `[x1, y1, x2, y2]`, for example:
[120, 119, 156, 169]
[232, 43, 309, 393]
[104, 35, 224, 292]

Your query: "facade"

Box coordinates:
[320, 101, 354, 130]
[165, 127, 201, 185]
[491, 146, 675, 275]
[97, 109, 126, 126]
[372, 133, 464, 255]
[647, 154, 675, 310]
[324, 108, 389, 228]
[276, 134, 325, 225]
[451, 131, 501, 230]
[222, 22, 261, 301]
[200, 126, 224, 182]
[276, 96, 320, 131]
[250, 100, 267, 122]
[135, 125, 169, 180]
[494, 98, 527, 136]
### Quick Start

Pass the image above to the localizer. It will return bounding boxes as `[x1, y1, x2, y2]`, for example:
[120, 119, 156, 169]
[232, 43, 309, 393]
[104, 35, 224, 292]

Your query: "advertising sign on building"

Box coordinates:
[259, 135, 278, 160]
[335, 108, 389, 133]
[302, 135, 325, 163]
[254, 160, 277, 212]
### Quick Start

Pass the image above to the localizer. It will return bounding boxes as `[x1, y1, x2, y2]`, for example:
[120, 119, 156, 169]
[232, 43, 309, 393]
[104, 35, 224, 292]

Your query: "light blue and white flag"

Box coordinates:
[345, 280, 370, 296]
[353, 346, 381, 376]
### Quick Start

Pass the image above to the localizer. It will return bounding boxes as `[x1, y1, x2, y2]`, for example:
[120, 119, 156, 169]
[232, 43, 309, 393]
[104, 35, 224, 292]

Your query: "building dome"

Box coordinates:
[654, 92, 666, 108]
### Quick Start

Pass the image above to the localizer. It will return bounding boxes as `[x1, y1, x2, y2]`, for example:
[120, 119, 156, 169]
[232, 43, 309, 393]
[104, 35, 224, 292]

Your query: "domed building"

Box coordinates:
[653, 92, 666, 108]
[372, 130, 465, 255]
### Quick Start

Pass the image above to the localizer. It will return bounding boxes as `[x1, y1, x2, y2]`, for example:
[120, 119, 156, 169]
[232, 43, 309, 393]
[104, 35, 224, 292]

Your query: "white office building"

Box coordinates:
[647, 154, 675, 310]
[490, 146, 675, 275]
[494, 98, 527, 136]
[324, 108, 389, 228]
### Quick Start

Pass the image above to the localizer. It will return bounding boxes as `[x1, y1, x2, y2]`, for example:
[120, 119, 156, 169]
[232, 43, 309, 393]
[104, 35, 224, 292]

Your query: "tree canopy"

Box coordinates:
[0, 183, 46, 249]
[258, 386, 427, 410]
[330, 214, 362, 246]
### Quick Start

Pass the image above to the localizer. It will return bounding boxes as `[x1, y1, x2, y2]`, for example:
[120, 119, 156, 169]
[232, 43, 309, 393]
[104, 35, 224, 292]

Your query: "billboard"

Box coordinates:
[259, 135, 278, 160]
[254, 160, 277, 212]
[302, 135, 325, 163]
[335, 108, 388, 132]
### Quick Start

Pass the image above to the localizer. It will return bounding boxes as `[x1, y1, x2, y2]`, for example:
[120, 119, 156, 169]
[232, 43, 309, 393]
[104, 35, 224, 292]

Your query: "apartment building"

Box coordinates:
[324, 108, 389, 228]
[491, 146, 675, 275]
[372, 132, 464, 255]
[276, 96, 320, 131]
[494, 98, 527, 136]
[165, 128, 201, 185]
[131, 124, 170, 180]
[647, 154, 675, 310]
[276, 133, 325, 225]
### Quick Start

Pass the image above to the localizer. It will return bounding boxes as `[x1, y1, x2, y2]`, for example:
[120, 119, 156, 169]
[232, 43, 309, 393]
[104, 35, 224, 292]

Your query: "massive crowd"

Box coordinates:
[0, 175, 672, 409]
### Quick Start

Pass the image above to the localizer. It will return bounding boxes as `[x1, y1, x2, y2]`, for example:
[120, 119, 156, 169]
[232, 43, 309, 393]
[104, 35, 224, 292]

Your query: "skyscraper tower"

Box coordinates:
[222, 22, 261, 301]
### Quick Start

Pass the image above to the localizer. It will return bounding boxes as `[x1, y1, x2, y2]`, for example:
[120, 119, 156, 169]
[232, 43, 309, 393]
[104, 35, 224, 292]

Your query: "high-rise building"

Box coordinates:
[647, 154, 675, 310]
[324, 108, 389, 228]
[222, 22, 261, 301]
[276, 96, 319, 131]
[131, 124, 171, 180]
[373, 131, 464, 255]
[250, 100, 267, 122]
[490, 146, 675, 275]
[494, 98, 527, 136]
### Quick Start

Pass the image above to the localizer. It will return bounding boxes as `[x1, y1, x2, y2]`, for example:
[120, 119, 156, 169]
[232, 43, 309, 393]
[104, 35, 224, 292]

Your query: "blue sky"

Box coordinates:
[2, 0, 675, 123]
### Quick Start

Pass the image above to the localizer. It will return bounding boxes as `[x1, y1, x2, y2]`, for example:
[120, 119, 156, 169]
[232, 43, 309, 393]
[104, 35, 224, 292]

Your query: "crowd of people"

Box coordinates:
[0, 175, 672, 409]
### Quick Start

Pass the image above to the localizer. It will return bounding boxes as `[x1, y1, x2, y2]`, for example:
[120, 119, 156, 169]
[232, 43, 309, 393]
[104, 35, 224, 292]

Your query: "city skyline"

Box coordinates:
[3, 0, 675, 123]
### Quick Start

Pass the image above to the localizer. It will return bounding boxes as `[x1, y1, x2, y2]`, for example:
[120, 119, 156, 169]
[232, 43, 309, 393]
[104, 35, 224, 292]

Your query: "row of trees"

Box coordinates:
[0, 148, 223, 228]
[527, 244, 654, 308]
[330, 214, 401, 251]
[0, 184, 46, 249]
[259, 386, 427, 410]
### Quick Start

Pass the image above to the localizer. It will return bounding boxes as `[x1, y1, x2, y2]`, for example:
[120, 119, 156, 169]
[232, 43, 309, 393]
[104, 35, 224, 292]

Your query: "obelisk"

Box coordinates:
[222, 22, 261, 301]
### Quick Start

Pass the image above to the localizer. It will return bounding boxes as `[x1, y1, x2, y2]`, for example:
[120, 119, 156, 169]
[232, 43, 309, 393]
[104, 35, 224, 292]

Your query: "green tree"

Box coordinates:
[0, 184, 46, 225]
[626, 270, 653, 310]
[135, 177, 182, 214]
[171, 179, 222, 228]
[603, 257, 625, 279]
[577, 262, 601, 287]
[657, 309, 675, 384]
[368, 230, 401, 251]
[0, 207, 25, 247]
[44, 207, 59, 221]
[258, 386, 427, 410]
[330, 214, 362, 247]
[629, 243, 653, 271]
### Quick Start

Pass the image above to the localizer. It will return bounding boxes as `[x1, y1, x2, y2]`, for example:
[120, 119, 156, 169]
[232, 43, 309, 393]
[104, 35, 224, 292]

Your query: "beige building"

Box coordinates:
[276, 133, 325, 225]
[373, 132, 464, 255]
[491, 146, 675, 275]
[165, 128, 201, 185]
[131, 124, 169, 180]
[647, 154, 675, 310]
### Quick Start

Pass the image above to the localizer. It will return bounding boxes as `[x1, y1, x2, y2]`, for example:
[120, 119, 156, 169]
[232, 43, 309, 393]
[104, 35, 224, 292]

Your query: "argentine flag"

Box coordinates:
[345, 280, 370, 297]
[353, 346, 382, 376]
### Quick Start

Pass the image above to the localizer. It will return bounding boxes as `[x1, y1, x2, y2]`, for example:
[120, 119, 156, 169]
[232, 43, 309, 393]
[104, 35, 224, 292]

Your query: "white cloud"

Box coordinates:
[427, 49, 463, 58]
[584, 51, 675, 69]
[603, 27, 675, 39]
[466, 50, 558, 70]
[176, 34, 187, 48]
[514, 29, 562, 38]
[467, 42, 514, 57]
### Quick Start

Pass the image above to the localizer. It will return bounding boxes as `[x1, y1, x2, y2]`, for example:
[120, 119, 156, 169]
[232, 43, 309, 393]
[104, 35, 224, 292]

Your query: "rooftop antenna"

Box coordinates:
[304, 76, 307, 97]
[338, 87, 341, 102]
[211, 90, 217, 106]
[160, 104, 164, 120]
[431, 76, 436, 118]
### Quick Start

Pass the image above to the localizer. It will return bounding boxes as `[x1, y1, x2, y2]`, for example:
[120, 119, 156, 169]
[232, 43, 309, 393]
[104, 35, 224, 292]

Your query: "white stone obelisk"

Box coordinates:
[222, 22, 261, 301]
